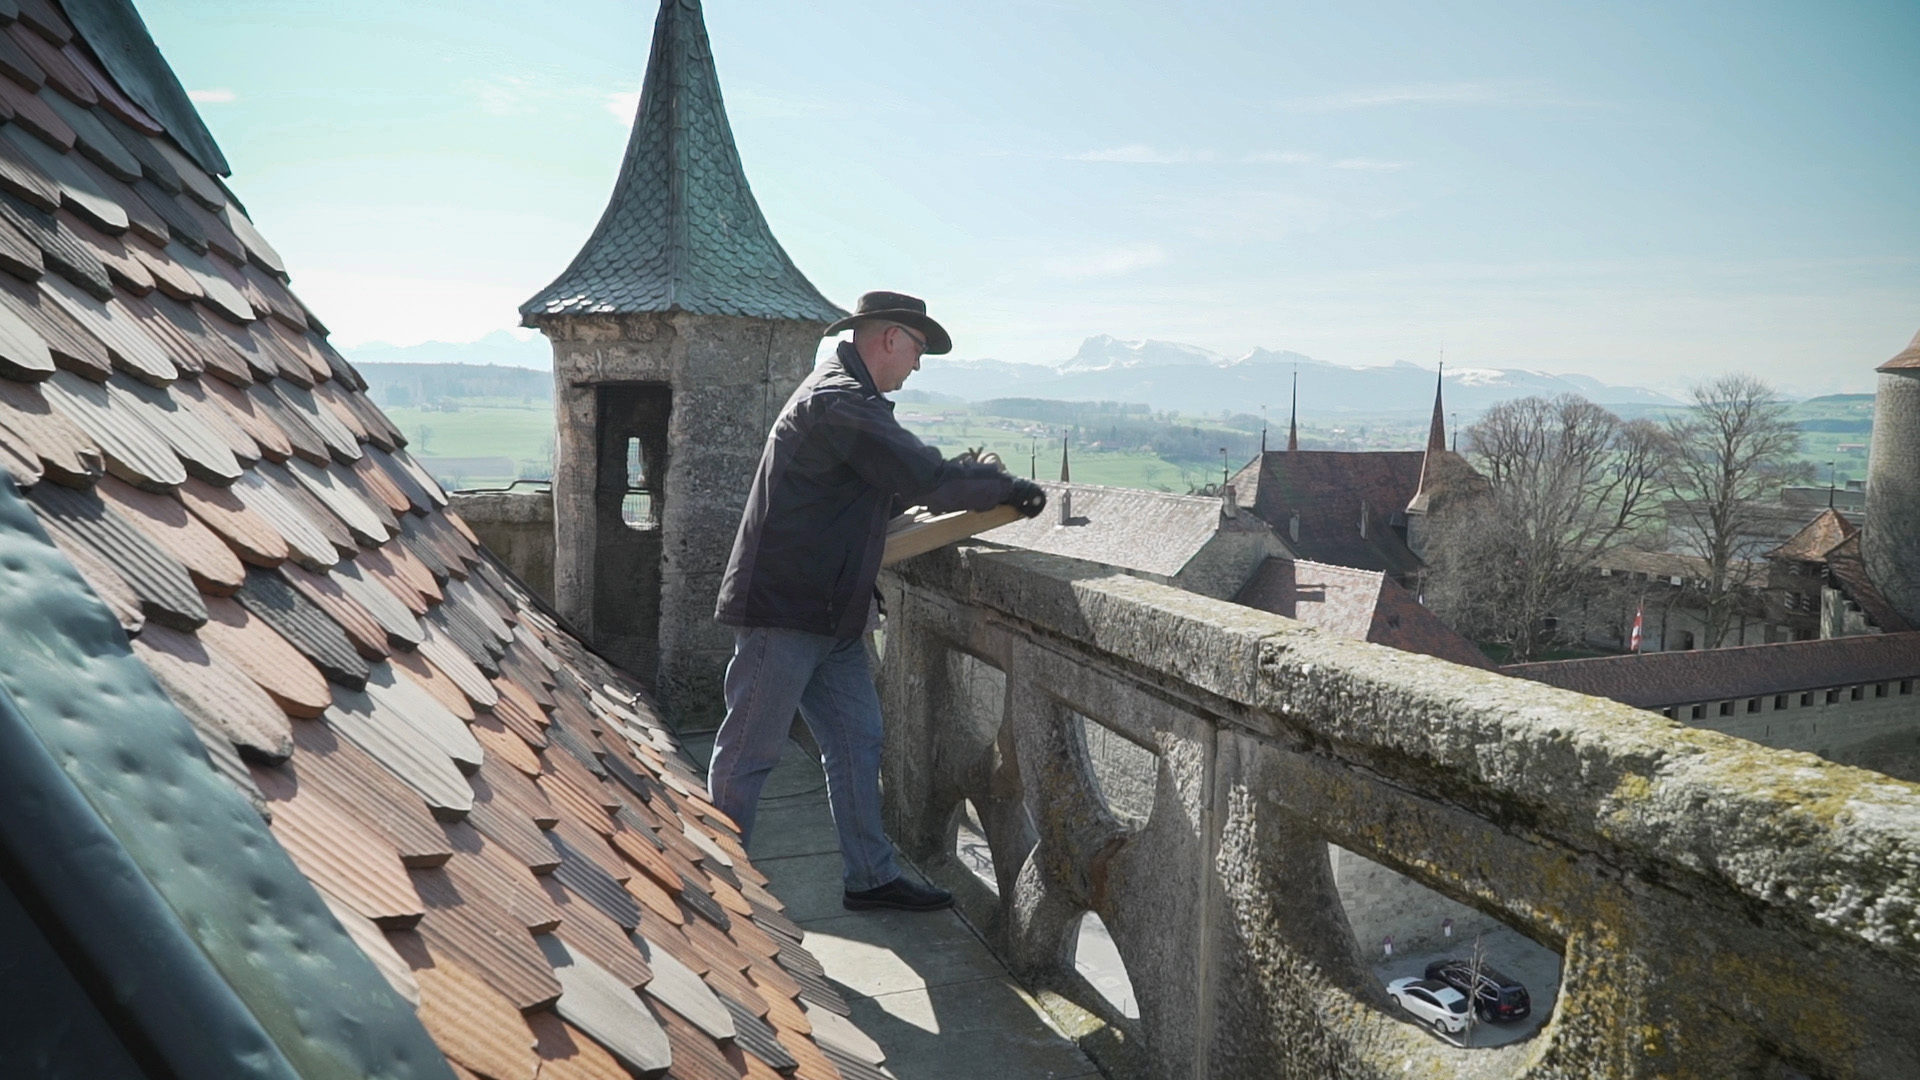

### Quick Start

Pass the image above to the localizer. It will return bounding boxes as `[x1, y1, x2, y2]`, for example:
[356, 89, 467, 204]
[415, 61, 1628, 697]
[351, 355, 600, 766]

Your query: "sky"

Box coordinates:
[142, 0, 1919, 396]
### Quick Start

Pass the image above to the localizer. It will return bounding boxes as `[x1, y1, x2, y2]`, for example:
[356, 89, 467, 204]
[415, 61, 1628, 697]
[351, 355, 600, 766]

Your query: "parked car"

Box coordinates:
[1386, 977, 1469, 1035]
[1424, 958, 1531, 1022]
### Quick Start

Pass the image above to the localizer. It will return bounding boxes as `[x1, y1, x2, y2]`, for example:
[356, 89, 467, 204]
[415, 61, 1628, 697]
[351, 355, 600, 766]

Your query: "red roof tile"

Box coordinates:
[0, 11, 878, 1075]
[1506, 631, 1920, 707]
[1880, 328, 1920, 372]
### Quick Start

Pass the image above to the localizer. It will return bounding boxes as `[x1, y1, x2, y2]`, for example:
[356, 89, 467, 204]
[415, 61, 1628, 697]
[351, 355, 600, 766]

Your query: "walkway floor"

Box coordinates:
[682, 731, 1103, 1080]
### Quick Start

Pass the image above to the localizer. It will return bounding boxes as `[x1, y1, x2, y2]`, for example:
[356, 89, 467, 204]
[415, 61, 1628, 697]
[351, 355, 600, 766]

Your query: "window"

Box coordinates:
[1851, 685, 1864, 702]
[1719, 702, 1734, 717]
[1663, 707, 1676, 719]
[1902, 680, 1914, 696]
[1826, 689, 1841, 705]
[1774, 694, 1788, 710]
[1690, 705, 1705, 720]
[1875, 683, 1888, 698]
[1746, 698, 1760, 714]
[1801, 692, 1814, 707]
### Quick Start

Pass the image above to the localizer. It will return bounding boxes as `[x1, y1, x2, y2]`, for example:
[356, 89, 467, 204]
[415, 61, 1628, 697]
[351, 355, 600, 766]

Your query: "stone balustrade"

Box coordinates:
[878, 544, 1920, 1079]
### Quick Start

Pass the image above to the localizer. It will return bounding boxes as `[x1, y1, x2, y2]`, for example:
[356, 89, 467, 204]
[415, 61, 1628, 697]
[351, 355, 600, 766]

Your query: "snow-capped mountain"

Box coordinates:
[904, 336, 1681, 415]
[1058, 335, 1225, 372]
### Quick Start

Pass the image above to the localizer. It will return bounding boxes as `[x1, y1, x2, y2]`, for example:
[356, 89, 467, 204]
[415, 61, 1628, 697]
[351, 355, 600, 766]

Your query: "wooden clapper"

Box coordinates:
[881, 504, 1023, 567]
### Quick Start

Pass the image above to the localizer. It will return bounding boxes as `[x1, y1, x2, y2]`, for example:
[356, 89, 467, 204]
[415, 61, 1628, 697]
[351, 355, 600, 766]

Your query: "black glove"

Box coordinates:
[1006, 478, 1047, 518]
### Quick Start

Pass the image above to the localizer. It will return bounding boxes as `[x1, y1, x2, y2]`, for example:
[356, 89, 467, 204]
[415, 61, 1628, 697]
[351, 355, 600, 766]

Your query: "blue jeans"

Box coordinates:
[707, 627, 902, 892]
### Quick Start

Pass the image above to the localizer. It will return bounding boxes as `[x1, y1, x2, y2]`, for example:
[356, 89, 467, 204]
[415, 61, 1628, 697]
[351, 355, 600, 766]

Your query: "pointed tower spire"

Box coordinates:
[1408, 362, 1449, 521]
[1287, 366, 1299, 451]
[519, 0, 842, 322]
[1059, 434, 1071, 482]
[1426, 361, 1447, 453]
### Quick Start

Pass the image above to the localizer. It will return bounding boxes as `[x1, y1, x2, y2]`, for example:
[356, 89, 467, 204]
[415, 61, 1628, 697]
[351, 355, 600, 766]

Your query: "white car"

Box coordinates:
[1387, 977, 1470, 1036]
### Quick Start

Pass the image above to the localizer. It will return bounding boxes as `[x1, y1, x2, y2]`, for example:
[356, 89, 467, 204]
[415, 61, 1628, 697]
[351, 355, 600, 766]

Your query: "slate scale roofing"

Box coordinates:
[0, 1, 876, 1077]
[517, 0, 842, 325]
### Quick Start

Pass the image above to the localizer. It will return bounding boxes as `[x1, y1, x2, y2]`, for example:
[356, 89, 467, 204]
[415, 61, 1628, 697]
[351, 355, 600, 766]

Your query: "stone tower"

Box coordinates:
[521, 0, 843, 726]
[1865, 329, 1920, 628]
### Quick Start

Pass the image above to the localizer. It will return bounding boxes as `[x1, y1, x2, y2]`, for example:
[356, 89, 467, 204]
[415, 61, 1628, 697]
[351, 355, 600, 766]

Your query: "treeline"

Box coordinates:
[360, 363, 552, 408]
[977, 399, 1267, 463]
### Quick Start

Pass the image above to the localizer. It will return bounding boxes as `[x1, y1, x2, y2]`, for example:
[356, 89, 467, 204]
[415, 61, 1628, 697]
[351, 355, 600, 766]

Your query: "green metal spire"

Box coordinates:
[521, 0, 843, 323]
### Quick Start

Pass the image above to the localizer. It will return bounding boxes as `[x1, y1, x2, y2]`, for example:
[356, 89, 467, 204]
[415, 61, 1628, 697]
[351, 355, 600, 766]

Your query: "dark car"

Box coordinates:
[1424, 959, 1531, 1023]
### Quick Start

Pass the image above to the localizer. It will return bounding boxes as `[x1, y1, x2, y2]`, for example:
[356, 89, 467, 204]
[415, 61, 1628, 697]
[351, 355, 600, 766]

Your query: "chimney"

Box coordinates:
[1222, 484, 1238, 518]
[1058, 483, 1073, 527]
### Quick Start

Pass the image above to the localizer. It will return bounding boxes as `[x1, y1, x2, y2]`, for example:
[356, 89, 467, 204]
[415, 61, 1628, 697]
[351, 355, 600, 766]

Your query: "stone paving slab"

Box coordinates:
[848, 977, 1105, 1080]
[681, 728, 1102, 1079]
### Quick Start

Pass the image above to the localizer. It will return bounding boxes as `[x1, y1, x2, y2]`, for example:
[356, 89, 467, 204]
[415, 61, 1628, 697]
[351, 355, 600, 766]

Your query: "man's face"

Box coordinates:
[867, 324, 927, 393]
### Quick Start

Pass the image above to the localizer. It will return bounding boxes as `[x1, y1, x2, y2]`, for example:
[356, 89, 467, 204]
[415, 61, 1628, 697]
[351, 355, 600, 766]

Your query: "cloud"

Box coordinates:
[1039, 244, 1167, 280]
[1277, 81, 1589, 112]
[188, 88, 237, 104]
[605, 86, 641, 123]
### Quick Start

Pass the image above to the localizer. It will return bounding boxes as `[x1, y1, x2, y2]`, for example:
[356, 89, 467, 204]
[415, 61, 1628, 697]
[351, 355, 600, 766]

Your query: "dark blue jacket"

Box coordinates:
[715, 341, 1013, 638]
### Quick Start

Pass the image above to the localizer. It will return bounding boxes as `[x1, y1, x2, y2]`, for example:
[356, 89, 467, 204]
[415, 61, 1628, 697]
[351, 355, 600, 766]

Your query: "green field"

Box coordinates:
[373, 387, 1882, 498]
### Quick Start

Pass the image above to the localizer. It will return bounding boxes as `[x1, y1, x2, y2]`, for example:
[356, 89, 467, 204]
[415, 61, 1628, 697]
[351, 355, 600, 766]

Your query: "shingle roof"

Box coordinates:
[0, 5, 859, 1076]
[1826, 532, 1914, 633]
[1233, 556, 1492, 669]
[1235, 450, 1427, 576]
[979, 480, 1241, 579]
[519, 0, 842, 324]
[1504, 631, 1920, 708]
[1880, 328, 1920, 372]
[1771, 506, 1857, 562]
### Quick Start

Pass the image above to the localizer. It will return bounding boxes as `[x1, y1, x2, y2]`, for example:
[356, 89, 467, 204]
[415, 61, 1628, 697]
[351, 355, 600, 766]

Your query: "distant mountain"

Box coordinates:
[907, 336, 1681, 416]
[339, 330, 552, 371]
[1060, 335, 1224, 372]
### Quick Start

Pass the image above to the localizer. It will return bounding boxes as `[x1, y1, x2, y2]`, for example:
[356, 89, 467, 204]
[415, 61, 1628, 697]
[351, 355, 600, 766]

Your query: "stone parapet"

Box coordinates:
[878, 543, 1920, 1079]
[448, 488, 555, 603]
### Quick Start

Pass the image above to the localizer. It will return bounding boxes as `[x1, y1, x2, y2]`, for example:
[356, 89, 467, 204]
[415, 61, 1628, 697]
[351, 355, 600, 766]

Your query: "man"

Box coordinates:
[711, 291, 1046, 912]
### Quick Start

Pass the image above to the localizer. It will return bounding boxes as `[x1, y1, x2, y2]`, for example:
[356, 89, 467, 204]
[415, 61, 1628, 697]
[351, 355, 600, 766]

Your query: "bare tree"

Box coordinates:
[1662, 374, 1813, 648]
[1424, 395, 1668, 662]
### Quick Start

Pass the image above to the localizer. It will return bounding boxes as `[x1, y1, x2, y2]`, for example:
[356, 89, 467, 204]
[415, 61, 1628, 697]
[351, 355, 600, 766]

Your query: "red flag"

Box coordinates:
[1629, 603, 1644, 653]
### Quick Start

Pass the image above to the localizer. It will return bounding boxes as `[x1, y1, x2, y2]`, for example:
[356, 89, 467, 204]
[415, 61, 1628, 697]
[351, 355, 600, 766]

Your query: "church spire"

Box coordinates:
[519, 0, 841, 323]
[1425, 361, 1447, 454]
[1059, 434, 1071, 482]
[1287, 366, 1299, 451]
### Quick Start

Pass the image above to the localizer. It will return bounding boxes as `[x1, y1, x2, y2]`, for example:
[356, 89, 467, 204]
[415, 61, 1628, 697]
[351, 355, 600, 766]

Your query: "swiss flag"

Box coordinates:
[1629, 604, 1644, 653]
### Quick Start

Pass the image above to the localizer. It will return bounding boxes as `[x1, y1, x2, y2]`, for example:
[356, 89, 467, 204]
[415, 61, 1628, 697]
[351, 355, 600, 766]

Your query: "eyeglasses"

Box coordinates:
[896, 326, 928, 353]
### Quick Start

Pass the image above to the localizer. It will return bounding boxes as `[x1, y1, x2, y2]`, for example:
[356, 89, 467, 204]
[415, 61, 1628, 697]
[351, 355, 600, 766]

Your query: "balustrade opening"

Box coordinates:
[1070, 710, 1157, 829]
[1327, 843, 1563, 1049]
[1070, 912, 1139, 1020]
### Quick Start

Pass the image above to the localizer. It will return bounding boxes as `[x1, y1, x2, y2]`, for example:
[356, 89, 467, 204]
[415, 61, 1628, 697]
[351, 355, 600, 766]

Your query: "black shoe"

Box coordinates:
[843, 876, 953, 912]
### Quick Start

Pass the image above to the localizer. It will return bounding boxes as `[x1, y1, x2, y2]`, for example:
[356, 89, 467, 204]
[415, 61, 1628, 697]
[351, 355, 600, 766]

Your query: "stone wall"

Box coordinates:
[540, 311, 823, 725]
[447, 489, 555, 603]
[1867, 368, 1920, 628]
[1671, 680, 1920, 783]
[878, 543, 1920, 1079]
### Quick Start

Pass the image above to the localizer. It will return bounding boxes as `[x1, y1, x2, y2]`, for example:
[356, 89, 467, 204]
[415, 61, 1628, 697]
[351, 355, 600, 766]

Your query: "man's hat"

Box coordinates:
[824, 291, 952, 355]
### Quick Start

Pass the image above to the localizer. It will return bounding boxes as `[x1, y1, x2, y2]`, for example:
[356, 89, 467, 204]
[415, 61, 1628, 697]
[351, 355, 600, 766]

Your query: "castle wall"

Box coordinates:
[1866, 369, 1920, 627]
[1667, 678, 1920, 782]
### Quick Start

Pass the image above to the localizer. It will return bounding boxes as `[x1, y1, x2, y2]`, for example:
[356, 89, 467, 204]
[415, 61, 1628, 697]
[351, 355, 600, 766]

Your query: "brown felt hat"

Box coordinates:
[824, 290, 952, 355]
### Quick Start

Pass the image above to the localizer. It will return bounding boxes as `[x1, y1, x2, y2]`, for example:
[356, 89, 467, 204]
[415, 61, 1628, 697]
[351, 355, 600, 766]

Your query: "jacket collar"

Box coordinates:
[834, 339, 882, 398]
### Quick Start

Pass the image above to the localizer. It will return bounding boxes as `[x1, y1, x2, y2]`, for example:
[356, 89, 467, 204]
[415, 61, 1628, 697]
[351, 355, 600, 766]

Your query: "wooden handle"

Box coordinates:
[882, 504, 1024, 567]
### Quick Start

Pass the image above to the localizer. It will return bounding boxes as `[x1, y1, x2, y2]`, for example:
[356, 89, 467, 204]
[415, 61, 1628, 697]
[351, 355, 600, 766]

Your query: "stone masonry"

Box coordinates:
[879, 543, 1920, 1079]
